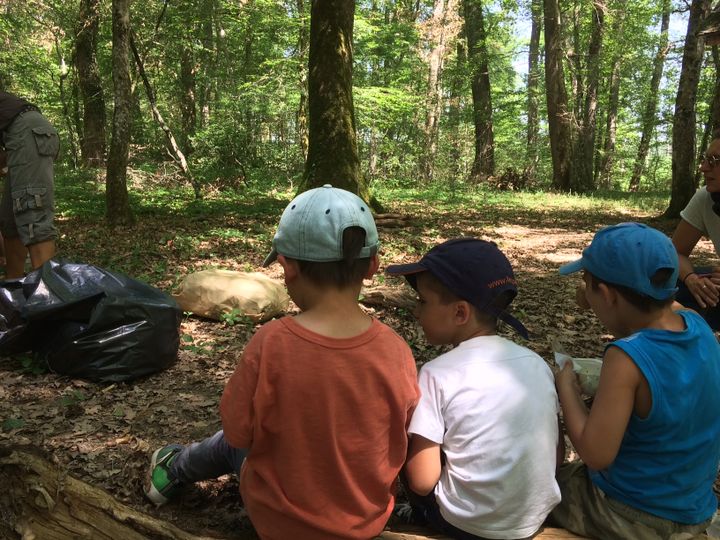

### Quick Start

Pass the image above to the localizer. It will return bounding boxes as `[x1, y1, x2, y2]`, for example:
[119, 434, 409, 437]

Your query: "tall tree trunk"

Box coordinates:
[628, 0, 671, 192]
[106, 0, 134, 226]
[665, 0, 710, 218]
[596, 9, 625, 188]
[178, 45, 196, 157]
[55, 38, 79, 168]
[74, 0, 106, 168]
[420, 0, 458, 182]
[694, 47, 720, 186]
[301, 0, 370, 203]
[526, 0, 542, 179]
[569, 0, 604, 193]
[465, 0, 494, 182]
[544, 0, 572, 190]
[297, 0, 309, 160]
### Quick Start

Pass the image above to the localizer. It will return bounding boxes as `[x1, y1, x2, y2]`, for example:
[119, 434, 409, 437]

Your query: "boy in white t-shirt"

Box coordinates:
[386, 238, 561, 540]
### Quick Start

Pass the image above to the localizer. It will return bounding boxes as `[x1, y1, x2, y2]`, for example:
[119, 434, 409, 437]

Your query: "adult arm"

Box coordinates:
[555, 346, 640, 470]
[404, 434, 441, 496]
[672, 219, 719, 308]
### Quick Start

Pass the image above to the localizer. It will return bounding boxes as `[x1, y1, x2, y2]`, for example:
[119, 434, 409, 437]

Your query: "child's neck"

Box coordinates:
[293, 283, 372, 339]
[452, 322, 496, 346]
[612, 302, 685, 338]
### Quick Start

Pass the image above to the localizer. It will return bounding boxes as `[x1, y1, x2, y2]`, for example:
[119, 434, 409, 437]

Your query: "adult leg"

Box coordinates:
[3, 235, 27, 278]
[28, 239, 55, 270]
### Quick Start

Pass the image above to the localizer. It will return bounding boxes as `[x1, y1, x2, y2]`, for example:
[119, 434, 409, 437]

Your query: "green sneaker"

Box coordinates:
[145, 444, 184, 505]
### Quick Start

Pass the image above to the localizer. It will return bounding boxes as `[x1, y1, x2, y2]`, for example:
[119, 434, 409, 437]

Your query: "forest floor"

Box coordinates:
[0, 177, 713, 538]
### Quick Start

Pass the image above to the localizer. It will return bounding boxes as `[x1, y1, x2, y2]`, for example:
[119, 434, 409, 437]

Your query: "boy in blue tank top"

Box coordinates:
[552, 222, 720, 540]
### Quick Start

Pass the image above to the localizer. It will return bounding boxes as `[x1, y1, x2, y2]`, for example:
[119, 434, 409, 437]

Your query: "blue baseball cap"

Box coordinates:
[559, 222, 678, 300]
[263, 185, 378, 266]
[386, 237, 529, 339]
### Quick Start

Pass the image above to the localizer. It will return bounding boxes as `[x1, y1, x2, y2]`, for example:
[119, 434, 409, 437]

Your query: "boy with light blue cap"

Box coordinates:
[145, 185, 419, 540]
[551, 222, 720, 540]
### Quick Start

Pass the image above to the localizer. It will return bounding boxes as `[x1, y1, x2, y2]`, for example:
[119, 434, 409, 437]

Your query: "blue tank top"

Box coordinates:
[590, 310, 720, 524]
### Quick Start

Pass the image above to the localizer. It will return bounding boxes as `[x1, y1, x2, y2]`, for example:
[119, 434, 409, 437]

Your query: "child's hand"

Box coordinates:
[555, 362, 581, 393]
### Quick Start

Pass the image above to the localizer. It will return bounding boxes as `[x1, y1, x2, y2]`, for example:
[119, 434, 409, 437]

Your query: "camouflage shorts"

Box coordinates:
[550, 461, 712, 540]
[0, 109, 58, 245]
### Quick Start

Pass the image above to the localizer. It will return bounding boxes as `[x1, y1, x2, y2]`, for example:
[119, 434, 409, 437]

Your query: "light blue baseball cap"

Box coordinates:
[263, 184, 378, 266]
[559, 222, 678, 300]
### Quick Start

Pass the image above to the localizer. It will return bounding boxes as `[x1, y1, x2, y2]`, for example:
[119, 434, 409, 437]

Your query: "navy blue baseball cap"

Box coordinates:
[559, 222, 678, 300]
[386, 237, 529, 339]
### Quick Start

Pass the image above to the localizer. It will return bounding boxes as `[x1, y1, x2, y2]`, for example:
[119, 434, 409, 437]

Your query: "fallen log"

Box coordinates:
[375, 525, 589, 539]
[0, 445, 220, 540]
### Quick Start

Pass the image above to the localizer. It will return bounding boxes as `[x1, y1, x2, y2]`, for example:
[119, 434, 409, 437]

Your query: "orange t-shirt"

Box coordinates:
[220, 316, 419, 540]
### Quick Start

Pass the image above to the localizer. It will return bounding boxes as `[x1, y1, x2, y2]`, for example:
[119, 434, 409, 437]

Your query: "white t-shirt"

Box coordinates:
[408, 335, 561, 539]
[680, 187, 720, 255]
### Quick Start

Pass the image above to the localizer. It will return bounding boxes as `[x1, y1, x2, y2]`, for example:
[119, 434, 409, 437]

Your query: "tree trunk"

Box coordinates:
[420, 0, 458, 182]
[596, 9, 625, 188]
[74, 0, 106, 168]
[465, 0, 494, 182]
[179, 45, 197, 157]
[301, 0, 370, 203]
[297, 0, 309, 160]
[628, 0, 671, 192]
[526, 0, 542, 179]
[665, 0, 710, 218]
[569, 0, 604, 193]
[543, 0, 572, 190]
[694, 46, 720, 186]
[106, 0, 134, 226]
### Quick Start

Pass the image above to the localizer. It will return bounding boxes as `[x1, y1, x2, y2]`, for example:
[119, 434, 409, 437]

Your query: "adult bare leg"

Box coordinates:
[3, 235, 28, 278]
[28, 239, 55, 270]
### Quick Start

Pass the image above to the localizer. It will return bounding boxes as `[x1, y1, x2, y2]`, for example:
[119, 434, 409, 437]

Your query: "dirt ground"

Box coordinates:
[0, 196, 713, 538]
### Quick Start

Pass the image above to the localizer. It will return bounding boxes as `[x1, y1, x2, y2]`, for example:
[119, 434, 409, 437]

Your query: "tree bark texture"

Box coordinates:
[665, 0, 710, 218]
[526, 0, 542, 179]
[106, 0, 134, 226]
[179, 45, 197, 157]
[0, 446, 220, 539]
[301, 0, 368, 200]
[420, 0, 459, 182]
[628, 0, 671, 192]
[569, 0, 604, 193]
[694, 47, 720, 186]
[297, 0, 309, 160]
[465, 0, 495, 182]
[543, 0, 572, 190]
[74, 0, 106, 168]
[596, 8, 625, 188]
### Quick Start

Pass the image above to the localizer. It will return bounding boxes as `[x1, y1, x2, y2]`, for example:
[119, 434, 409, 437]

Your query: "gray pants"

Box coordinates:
[170, 430, 247, 484]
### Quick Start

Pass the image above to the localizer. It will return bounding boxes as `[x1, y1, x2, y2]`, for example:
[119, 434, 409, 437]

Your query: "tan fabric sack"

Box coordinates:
[173, 269, 289, 322]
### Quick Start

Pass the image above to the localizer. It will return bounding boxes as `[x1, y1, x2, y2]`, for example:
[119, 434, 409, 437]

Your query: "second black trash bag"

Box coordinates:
[2, 260, 182, 382]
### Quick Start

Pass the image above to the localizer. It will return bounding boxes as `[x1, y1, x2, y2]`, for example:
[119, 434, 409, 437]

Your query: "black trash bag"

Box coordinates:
[0, 260, 182, 382]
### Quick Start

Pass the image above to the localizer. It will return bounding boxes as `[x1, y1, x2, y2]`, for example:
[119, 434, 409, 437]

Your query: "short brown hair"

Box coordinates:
[294, 227, 373, 288]
[418, 271, 514, 328]
[588, 269, 674, 312]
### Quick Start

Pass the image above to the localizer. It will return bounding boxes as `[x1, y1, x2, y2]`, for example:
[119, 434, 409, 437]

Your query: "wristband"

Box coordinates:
[681, 271, 697, 284]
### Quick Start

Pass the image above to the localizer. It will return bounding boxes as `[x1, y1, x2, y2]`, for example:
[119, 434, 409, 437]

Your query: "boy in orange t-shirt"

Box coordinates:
[145, 185, 419, 540]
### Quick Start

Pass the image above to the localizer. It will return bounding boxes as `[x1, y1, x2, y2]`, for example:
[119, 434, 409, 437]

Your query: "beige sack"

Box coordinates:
[173, 269, 289, 322]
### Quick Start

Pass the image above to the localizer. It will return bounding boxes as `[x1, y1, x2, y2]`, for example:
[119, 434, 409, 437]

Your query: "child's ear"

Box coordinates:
[454, 301, 473, 325]
[598, 282, 617, 305]
[277, 255, 299, 281]
[365, 254, 380, 279]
